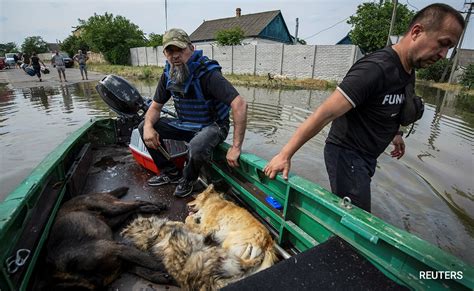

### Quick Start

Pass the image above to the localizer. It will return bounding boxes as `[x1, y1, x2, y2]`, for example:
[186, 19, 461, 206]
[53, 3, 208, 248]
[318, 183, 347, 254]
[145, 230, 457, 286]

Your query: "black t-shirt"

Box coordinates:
[153, 70, 240, 126]
[31, 56, 40, 68]
[326, 47, 414, 159]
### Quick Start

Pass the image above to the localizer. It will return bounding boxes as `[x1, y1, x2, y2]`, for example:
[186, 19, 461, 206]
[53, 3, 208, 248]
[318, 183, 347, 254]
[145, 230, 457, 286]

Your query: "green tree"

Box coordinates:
[78, 12, 147, 64]
[21, 36, 49, 55]
[147, 33, 163, 47]
[347, 2, 414, 53]
[460, 64, 474, 89]
[60, 35, 89, 57]
[215, 27, 244, 46]
[417, 59, 451, 82]
[0, 42, 19, 56]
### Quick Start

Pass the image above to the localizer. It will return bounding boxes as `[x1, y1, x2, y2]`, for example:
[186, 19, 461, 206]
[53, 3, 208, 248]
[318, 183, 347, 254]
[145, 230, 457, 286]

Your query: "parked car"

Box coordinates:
[61, 53, 74, 68]
[52, 52, 74, 68]
[4, 53, 17, 68]
[0, 57, 5, 70]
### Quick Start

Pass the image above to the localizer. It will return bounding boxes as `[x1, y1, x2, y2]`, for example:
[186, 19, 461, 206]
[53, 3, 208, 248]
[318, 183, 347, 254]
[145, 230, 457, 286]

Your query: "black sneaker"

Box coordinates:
[148, 171, 181, 186]
[174, 178, 196, 198]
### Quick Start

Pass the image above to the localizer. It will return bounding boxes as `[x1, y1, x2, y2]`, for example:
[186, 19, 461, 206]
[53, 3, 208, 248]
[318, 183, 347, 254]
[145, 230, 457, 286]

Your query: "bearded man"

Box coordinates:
[139, 28, 247, 197]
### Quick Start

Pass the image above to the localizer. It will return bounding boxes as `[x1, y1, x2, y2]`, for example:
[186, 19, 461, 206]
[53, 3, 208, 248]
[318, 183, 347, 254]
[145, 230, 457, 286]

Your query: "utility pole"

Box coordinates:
[448, 1, 472, 83]
[165, 0, 168, 31]
[386, 0, 398, 46]
[294, 18, 299, 44]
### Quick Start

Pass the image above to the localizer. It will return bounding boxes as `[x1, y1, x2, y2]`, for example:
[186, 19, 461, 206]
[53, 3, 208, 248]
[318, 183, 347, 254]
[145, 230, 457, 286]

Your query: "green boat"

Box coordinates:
[0, 76, 472, 290]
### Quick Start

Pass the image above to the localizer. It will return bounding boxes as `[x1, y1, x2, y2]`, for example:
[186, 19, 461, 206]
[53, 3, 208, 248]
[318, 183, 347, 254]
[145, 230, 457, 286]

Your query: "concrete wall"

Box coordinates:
[458, 48, 474, 67]
[130, 44, 363, 81]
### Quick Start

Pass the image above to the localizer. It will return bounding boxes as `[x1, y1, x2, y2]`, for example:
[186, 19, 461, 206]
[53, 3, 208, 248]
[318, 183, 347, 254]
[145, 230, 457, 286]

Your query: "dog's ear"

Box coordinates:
[203, 233, 219, 246]
[198, 184, 214, 198]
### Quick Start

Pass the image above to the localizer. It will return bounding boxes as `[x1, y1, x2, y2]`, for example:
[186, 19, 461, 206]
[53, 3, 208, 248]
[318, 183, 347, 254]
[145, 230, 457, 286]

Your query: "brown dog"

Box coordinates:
[185, 185, 277, 273]
[43, 187, 172, 290]
[121, 216, 250, 291]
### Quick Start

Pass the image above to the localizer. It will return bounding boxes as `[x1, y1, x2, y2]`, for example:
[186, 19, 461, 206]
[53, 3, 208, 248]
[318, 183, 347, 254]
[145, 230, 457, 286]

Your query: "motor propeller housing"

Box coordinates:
[96, 74, 150, 118]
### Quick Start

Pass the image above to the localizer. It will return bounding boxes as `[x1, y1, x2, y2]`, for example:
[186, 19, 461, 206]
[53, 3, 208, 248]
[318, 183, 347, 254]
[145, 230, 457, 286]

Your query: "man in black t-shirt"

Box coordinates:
[30, 52, 46, 82]
[139, 28, 247, 198]
[264, 4, 464, 212]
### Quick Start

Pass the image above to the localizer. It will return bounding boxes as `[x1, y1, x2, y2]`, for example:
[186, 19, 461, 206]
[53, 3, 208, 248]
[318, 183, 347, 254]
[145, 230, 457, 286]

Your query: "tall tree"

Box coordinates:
[78, 12, 147, 64]
[21, 36, 49, 55]
[215, 27, 245, 46]
[147, 33, 163, 47]
[60, 35, 89, 57]
[0, 42, 19, 56]
[347, 2, 414, 53]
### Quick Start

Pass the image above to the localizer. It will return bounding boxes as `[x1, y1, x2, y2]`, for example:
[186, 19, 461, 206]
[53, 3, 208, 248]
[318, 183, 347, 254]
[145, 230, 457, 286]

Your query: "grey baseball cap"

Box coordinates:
[163, 28, 191, 49]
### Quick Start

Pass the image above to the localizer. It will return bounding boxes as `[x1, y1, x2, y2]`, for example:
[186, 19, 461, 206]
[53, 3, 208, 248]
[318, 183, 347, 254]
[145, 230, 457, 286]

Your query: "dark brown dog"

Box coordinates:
[43, 187, 172, 290]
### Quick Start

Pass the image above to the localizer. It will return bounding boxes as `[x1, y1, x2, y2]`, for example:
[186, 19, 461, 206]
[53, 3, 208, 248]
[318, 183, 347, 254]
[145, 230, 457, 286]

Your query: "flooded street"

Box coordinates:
[0, 73, 472, 265]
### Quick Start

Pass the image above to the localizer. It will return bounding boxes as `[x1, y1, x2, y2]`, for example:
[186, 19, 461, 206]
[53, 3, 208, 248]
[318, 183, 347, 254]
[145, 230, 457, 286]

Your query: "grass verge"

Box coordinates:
[87, 63, 337, 91]
[417, 80, 474, 95]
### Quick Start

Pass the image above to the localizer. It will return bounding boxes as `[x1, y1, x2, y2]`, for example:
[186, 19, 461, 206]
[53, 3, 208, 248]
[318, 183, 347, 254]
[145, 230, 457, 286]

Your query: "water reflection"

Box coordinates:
[0, 80, 472, 265]
[236, 84, 473, 265]
[0, 82, 115, 203]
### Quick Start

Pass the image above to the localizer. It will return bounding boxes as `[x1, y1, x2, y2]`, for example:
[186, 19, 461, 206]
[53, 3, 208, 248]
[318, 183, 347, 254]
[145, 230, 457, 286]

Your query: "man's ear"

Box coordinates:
[410, 23, 424, 41]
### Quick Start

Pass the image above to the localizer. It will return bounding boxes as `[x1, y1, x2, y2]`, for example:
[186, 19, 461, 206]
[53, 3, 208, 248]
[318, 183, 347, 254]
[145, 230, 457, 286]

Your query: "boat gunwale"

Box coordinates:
[0, 117, 472, 290]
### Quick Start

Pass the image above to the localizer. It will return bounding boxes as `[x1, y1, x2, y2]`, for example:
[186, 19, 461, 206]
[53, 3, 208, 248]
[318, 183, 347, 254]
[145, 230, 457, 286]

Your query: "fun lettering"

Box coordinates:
[382, 94, 403, 105]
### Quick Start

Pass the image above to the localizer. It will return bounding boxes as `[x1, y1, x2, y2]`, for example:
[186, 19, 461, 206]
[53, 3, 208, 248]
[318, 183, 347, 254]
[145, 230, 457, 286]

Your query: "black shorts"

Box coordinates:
[324, 143, 376, 212]
[32, 66, 41, 77]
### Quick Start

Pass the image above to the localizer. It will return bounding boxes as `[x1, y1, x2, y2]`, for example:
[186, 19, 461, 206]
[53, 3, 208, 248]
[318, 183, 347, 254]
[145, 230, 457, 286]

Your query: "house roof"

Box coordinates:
[190, 10, 282, 42]
[47, 43, 60, 52]
[336, 34, 352, 45]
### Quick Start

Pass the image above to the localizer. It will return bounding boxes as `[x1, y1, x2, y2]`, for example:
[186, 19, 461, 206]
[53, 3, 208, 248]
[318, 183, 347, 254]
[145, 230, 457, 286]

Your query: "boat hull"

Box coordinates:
[0, 118, 472, 290]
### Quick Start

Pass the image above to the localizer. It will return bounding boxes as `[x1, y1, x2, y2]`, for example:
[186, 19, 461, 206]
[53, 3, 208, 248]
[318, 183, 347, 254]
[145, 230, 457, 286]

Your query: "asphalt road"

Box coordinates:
[0, 65, 105, 89]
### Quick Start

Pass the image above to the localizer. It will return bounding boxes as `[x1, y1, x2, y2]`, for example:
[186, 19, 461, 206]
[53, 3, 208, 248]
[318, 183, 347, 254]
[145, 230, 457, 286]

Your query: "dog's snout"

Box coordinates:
[187, 203, 197, 214]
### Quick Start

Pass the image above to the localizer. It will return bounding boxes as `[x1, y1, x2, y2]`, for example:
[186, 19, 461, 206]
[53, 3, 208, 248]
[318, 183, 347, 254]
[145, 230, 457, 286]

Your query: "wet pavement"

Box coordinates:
[0, 65, 105, 89]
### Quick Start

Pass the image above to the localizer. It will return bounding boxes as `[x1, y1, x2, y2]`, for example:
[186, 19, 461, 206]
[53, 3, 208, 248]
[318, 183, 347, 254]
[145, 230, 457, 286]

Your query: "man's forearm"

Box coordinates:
[144, 102, 163, 129]
[280, 89, 352, 159]
[231, 97, 247, 149]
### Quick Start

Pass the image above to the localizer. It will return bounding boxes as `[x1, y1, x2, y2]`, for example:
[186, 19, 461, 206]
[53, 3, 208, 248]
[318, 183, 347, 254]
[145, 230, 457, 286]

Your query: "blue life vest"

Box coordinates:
[164, 50, 230, 131]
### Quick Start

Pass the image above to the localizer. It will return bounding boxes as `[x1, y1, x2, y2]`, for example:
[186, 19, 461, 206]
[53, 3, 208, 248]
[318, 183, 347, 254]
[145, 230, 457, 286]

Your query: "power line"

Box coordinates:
[303, 15, 352, 41]
[405, 0, 418, 11]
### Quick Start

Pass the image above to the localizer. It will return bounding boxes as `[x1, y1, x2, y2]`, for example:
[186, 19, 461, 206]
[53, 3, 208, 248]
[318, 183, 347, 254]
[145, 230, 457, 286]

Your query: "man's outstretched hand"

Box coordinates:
[391, 135, 405, 159]
[264, 153, 291, 180]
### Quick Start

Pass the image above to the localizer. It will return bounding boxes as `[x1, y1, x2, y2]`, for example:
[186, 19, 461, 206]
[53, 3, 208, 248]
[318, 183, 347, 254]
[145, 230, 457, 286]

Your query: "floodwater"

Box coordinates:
[0, 78, 472, 266]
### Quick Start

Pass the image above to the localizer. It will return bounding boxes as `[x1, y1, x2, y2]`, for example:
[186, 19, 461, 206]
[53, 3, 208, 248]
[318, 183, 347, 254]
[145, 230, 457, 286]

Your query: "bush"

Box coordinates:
[215, 27, 244, 46]
[460, 64, 474, 89]
[416, 58, 450, 82]
[140, 67, 152, 79]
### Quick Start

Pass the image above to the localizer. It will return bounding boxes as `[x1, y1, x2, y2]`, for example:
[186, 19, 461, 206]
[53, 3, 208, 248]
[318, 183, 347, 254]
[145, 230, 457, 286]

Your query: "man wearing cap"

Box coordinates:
[139, 28, 247, 197]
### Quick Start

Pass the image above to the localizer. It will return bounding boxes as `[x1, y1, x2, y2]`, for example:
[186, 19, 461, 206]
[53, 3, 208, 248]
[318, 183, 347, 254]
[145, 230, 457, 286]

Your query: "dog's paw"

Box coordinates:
[139, 203, 167, 214]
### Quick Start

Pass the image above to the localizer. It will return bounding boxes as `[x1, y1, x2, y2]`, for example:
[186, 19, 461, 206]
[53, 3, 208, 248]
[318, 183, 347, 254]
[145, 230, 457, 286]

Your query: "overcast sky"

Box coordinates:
[1, 0, 473, 49]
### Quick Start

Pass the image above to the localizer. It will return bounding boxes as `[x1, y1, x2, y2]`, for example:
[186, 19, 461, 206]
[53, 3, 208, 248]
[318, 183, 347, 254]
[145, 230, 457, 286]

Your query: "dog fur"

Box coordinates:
[121, 216, 252, 291]
[43, 187, 172, 290]
[185, 185, 277, 273]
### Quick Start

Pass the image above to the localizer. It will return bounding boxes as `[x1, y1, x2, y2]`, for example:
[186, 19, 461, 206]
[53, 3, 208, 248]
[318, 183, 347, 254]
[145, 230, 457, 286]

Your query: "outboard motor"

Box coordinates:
[96, 75, 151, 143]
[96, 74, 150, 118]
[96, 74, 187, 174]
